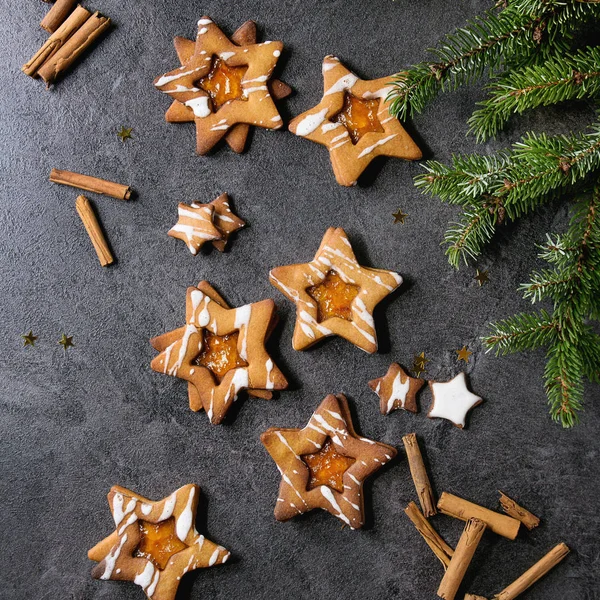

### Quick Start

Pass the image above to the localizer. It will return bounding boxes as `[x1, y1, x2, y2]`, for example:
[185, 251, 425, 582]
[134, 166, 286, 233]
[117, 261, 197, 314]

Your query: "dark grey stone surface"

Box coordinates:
[1, 1, 599, 599]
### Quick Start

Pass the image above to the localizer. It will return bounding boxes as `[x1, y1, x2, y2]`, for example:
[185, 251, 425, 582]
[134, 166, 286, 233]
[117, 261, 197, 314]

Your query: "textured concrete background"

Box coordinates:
[1, 1, 599, 599]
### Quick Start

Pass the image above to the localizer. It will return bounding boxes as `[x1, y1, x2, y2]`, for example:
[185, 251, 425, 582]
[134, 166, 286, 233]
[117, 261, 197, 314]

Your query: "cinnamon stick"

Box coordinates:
[38, 12, 111, 84]
[23, 6, 91, 77]
[498, 491, 540, 531]
[50, 169, 132, 200]
[404, 501, 453, 569]
[492, 543, 569, 600]
[402, 433, 436, 517]
[438, 492, 521, 540]
[438, 518, 486, 600]
[40, 0, 78, 33]
[75, 195, 113, 266]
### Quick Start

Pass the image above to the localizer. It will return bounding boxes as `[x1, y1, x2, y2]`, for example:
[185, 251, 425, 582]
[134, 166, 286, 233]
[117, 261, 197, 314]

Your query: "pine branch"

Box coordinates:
[483, 309, 558, 353]
[388, 0, 600, 120]
[484, 184, 600, 426]
[469, 47, 600, 140]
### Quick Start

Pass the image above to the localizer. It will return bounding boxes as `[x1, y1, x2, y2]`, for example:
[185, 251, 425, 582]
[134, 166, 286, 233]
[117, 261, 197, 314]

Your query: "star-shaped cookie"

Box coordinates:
[161, 20, 291, 154]
[288, 56, 422, 186]
[168, 193, 245, 255]
[428, 372, 483, 428]
[154, 17, 286, 155]
[88, 484, 230, 600]
[150, 281, 288, 424]
[261, 393, 397, 529]
[368, 363, 424, 415]
[269, 227, 402, 353]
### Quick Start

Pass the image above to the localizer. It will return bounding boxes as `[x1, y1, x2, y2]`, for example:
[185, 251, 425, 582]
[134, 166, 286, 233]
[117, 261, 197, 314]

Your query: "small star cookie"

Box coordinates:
[154, 17, 286, 155]
[88, 484, 230, 600]
[150, 281, 288, 424]
[428, 372, 482, 428]
[288, 56, 421, 186]
[168, 193, 245, 255]
[261, 393, 397, 529]
[269, 227, 402, 353]
[369, 363, 424, 415]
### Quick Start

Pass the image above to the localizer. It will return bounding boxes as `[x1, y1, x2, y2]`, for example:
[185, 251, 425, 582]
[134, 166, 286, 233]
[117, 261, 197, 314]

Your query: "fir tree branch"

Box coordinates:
[483, 309, 558, 353]
[388, 0, 600, 120]
[469, 47, 600, 140]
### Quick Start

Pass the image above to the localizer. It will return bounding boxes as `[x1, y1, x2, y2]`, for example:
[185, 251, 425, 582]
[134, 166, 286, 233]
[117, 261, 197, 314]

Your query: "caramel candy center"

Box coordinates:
[195, 330, 248, 382]
[302, 438, 356, 493]
[307, 270, 360, 322]
[135, 518, 187, 570]
[198, 57, 247, 111]
[334, 93, 384, 144]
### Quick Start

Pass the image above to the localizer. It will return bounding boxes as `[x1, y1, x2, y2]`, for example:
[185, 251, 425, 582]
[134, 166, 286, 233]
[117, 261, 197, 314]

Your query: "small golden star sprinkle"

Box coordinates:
[58, 334, 74, 350]
[413, 352, 429, 370]
[117, 126, 133, 142]
[22, 331, 38, 347]
[393, 209, 408, 224]
[474, 269, 489, 286]
[456, 346, 472, 363]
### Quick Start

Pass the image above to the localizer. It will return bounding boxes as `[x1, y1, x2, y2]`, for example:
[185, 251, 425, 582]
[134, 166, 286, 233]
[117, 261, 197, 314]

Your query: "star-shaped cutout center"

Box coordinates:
[428, 372, 483, 428]
[154, 17, 285, 155]
[456, 346, 473, 363]
[261, 393, 397, 529]
[117, 126, 133, 142]
[288, 56, 421, 186]
[168, 193, 245, 255]
[22, 330, 38, 347]
[269, 227, 402, 353]
[58, 333, 74, 350]
[369, 363, 424, 415]
[89, 484, 230, 600]
[150, 281, 288, 424]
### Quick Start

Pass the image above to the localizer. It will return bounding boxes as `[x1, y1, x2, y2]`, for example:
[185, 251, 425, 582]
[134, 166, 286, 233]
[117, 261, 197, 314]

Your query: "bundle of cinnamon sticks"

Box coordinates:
[22, 0, 110, 84]
[401, 433, 569, 600]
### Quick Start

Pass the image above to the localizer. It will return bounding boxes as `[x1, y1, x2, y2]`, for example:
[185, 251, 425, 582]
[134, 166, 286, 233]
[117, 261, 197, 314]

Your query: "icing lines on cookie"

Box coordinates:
[386, 371, 410, 414]
[100, 533, 128, 580]
[134, 562, 160, 598]
[176, 486, 195, 542]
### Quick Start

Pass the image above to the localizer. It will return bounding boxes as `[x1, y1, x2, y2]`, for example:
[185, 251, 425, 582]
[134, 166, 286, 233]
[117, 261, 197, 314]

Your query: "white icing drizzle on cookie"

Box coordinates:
[320, 486, 351, 525]
[324, 73, 359, 96]
[294, 107, 329, 137]
[385, 371, 410, 414]
[176, 486, 195, 542]
[357, 134, 397, 158]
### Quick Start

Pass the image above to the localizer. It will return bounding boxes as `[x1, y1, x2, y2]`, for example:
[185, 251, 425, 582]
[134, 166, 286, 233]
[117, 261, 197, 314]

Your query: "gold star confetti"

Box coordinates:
[393, 209, 408, 224]
[117, 126, 133, 142]
[456, 346, 473, 363]
[412, 351, 429, 376]
[474, 269, 489, 286]
[22, 331, 38, 347]
[58, 334, 74, 351]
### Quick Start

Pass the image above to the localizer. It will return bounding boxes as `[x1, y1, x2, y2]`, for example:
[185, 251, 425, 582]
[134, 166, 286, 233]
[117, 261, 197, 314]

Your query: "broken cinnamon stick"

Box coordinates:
[50, 169, 132, 200]
[404, 501, 453, 569]
[38, 11, 111, 85]
[438, 492, 521, 540]
[403, 433, 436, 517]
[492, 543, 569, 600]
[464, 595, 488, 600]
[40, 0, 78, 33]
[75, 195, 113, 266]
[23, 6, 91, 77]
[498, 491, 540, 531]
[438, 518, 486, 600]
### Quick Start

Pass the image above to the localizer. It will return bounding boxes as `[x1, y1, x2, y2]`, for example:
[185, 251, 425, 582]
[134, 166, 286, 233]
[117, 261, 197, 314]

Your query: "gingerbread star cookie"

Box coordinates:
[150, 281, 288, 424]
[88, 484, 230, 600]
[154, 17, 287, 155]
[168, 193, 245, 255]
[269, 227, 402, 353]
[261, 393, 397, 529]
[288, 56, 422, 186]
[369, 363, 424, 415]
[428, 372, 483, 428]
